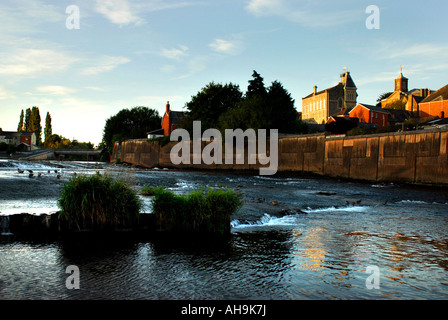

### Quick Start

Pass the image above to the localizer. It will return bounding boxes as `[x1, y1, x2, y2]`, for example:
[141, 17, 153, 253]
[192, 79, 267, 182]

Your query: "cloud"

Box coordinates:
[209, 37, 244, 55]
[35, 86, 77, 96]
[245, 0, 361, 28]
[160, 45, 189, 60]
[0, 86, 15, 100]
[80, 55, 131, 75]
[0, 48, 78, 76]
[95, 0, 143, 26]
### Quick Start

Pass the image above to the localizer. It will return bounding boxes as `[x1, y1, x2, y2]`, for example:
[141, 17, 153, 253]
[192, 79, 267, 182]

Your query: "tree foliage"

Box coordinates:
[18, 107, 42, 145]
[44, 112, 52, 144]
[181, 70, 307, 134]
[102, 106, 161, 156]
[17, 110, 24, 132]
[182, 82, 243, 132]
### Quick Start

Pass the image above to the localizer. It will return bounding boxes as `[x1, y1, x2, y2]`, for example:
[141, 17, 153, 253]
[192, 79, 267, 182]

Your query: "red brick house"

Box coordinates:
[161, 101, 186, 136]
[349, 103, 390, 127]
[418, 84, 448, 119]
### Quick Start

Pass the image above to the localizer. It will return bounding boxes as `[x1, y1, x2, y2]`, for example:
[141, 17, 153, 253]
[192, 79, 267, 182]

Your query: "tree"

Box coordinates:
[44, 112, 52, 144]
[18, 110, 24, 132]
[30, 106, 42, 145]
[246, 70, 267, 99]
[102, 106, 161, 157]
[24, 108, 31, 132]
[384, 100, 406, 110]
[183, 82, 243, 132]
[376, 92, 393, 107]
[219, 72, 305, 133]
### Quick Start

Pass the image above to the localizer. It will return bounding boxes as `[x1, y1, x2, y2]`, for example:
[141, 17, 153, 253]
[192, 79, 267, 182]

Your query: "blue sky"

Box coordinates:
[1, 0, 447, 145]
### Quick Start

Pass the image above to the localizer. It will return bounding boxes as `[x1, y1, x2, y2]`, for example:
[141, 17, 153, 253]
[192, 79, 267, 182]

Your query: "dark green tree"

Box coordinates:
[102, 106, 161, 157]
[17, 110, 24, 132]
[183, 82, 243, 132]
[30, 106, 42, 145]
[24, 108, 31, 132]
[44, 112, 52, 145]
[220, 72, 306, 133]
[246, 70, 267, 99]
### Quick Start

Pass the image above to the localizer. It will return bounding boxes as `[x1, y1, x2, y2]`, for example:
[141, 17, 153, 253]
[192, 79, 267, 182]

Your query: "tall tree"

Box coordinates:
[24, 108, 31, 132]
[44, 112, 52, 144]
[183, 82, 243, 131]
[246, 70, 267, 99]
[17, 109, 24, 132]
[30, 106, 42, 145]
[102, 106, 161, 157]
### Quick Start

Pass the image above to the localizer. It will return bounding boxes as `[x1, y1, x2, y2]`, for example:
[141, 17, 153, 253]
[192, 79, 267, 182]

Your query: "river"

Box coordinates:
[0, 159, 447, 300]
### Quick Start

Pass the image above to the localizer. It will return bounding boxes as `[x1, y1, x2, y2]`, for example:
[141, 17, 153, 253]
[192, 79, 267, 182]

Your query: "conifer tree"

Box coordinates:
[24, 108, 31, 132]
[17, 109, 24, 132]
[30, 106, 42, 145]
[44, 112, 52, 144]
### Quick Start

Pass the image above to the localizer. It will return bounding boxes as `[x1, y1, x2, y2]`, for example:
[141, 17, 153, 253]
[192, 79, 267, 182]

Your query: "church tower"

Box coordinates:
[340, 71, 357, 109]
[394, 67, 408, 92]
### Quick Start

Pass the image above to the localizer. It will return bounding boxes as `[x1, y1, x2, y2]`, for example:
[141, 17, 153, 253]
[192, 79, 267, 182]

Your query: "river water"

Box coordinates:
[0, 159, 447, 300]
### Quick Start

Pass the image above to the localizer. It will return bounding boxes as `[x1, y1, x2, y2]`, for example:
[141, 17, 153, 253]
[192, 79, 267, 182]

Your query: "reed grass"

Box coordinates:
[150, 187, 243, 234]
[58, 173, 143, 231]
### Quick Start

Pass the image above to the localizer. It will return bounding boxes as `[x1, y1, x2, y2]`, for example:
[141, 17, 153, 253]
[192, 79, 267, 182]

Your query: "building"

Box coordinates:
[379, 71, 432, 113]
[0, 129, 37, 150]
[418, 84, 448, 119]
[349, 103, 390, 127]
[161, 101, 186, 136]
[147, 101, 186, 138]
[302, 71, 357, 124]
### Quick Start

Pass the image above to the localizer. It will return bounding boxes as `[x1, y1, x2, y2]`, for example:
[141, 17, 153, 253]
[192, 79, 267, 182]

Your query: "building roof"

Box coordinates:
[169, 111, 186, 123]
[352, 103, 389, 114]
[384, 109, 412, 122]
[0, 131, 34, 138]
[342, 72, 357, 89]
[421, 84, 448, 103]
[147, 128, 165, 135]
[302, 83, 340, 99]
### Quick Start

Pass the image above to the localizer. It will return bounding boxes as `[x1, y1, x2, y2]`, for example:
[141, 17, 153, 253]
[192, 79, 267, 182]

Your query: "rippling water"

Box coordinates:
[1, 159, 448, 300]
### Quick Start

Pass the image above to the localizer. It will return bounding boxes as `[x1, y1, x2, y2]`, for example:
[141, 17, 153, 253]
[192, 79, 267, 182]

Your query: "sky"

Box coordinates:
[1, 0, 447, 146]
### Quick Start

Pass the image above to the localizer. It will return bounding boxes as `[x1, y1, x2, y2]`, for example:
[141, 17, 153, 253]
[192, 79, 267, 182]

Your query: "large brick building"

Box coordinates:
[302, 72, 357, 124]
[418, 84, 448, 119]
[379, 71, 432, 113]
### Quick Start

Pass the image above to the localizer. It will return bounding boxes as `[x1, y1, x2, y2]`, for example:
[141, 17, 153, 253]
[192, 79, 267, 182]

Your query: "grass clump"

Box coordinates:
[140, 186, 158, 196]
[58, 173, 143, 231]
[151, 187, 243, 234]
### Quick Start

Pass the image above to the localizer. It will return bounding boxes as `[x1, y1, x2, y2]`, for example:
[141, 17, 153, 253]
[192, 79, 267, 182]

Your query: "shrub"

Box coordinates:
[58, 173, 143, 231]
[151, 187, 243, 234]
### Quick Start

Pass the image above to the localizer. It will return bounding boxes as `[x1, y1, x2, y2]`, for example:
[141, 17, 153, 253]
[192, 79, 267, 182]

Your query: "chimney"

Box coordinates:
[166, 101, 170, 113]
[313, 86, 317, 95]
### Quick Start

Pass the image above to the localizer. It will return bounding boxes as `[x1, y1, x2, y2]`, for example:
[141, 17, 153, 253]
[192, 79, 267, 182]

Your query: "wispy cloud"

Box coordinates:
[245, 0, 361, 28]
[209, 36, 244, 55]
[35, 86, 77, 96]
[0, 48, 78, 76]
[0, 86, 15, 100]
[160, 45, 189, 60]
[80, 55, 131, 75]
[95, 0, 143, 26]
